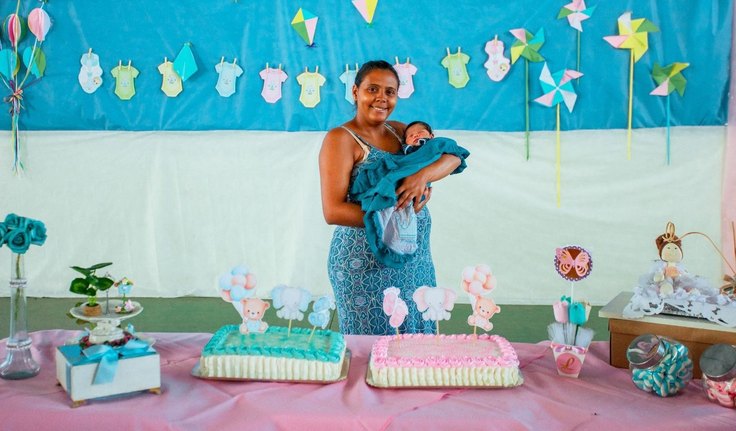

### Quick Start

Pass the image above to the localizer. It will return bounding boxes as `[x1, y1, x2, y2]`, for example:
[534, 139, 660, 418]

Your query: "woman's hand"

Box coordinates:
[395, 171, 431, 212]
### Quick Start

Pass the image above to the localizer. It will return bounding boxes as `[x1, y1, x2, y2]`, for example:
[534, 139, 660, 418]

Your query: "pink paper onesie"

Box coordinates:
[441, 52, 470, 89]
[296, 70, 326, 108]
[259, 67, 288, 103]
[393, 62, 418, 98]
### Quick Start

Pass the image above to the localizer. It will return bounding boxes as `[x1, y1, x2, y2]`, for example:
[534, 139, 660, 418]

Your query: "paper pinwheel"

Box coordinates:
[650, 62, 689, 165]
[173, 42, 198, 82]
[0, 5, 52, 173]
[557, 1, 596, 74]
[604, 12, 659, 160]
[352, 0, 378, 25]
[509, 28, 545, 160]
[534, 63, 583, 207]
[382, 287, 408, 334]
[291, 8, 318, 46]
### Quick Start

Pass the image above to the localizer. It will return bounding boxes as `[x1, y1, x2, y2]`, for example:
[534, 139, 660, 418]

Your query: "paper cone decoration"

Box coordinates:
[27, 7, 52, 42]
[173, 43, 198, 82]
[352, 0, 378, 25]
[291, 8, 318, 46]
[557, 0, 596, 32]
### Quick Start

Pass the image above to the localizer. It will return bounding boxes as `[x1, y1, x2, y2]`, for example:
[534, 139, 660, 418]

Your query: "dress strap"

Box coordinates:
[340, 126, 371, 162]
[384, 123, 403, 143]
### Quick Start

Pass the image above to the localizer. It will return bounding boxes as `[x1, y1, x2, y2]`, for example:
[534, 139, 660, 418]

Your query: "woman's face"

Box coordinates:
[353, 69, 399, 124]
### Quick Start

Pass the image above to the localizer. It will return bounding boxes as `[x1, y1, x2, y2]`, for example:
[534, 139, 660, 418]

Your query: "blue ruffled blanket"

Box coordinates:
[350, 137, 470, 268]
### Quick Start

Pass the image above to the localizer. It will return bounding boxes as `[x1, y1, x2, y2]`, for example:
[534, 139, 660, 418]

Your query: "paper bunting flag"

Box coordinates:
[604, 12, 659, 160]
[291, 8, 318, 46]
[22, 46, 45, 78]
[173, 43, 198, 82]
[557, 0, 596, 32]
[557, 1, 596, 75]
[382, 287, 408, 331]
[483, 36, 510, 82]
[650, 62, 689, 165]
[27, 7, 52, 42]
[352, 0, 378, 25]
[510, 28, 545, 160]
[534, 63, 583, 207]
[79, 51, 103, 94]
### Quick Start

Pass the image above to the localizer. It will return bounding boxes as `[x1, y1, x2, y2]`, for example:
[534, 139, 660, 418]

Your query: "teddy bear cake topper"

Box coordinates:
[461, 264, 501, 336]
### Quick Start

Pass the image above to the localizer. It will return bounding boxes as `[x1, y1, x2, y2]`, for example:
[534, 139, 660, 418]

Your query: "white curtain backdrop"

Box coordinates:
[0, 127, 724, 304]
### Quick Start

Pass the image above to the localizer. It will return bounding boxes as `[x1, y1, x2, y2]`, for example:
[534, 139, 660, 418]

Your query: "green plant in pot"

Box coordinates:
[69, 262, 115, 317]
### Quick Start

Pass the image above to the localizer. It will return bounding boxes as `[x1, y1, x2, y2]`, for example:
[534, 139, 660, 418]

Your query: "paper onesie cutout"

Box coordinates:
[78, 51, 103, 94]
[441, 48, 470, 89]
[215, 59, 243, 98]
[259, 65, 288, 103]
[393, 59, 418, 98]
[110, 62, 139, 101]
[296, 67, 326, 108]
[484, 37, 511, 82]
[339, 65, 358, 104]
[157, 60, 182, 97]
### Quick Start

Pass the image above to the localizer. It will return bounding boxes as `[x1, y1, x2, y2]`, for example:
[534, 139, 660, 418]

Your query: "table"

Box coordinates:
[0, 330, 732, 430]
[599, 292, 736, 374]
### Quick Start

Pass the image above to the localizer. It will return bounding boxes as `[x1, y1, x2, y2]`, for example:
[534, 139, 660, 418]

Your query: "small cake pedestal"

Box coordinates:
[69, 300, 142, 344]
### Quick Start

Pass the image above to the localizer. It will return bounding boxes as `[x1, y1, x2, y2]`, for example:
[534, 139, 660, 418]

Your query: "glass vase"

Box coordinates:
[0, 253, 40, 379]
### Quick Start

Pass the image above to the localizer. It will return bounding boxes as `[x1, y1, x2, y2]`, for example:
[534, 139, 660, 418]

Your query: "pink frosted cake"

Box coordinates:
[368, 333, 523, 388]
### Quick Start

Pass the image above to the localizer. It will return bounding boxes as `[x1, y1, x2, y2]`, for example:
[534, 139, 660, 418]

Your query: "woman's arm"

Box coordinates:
[395, 154, 462, 211]
[319, 128, 366, 227]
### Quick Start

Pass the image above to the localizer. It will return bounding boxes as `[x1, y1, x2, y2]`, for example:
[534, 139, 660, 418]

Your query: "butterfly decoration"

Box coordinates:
[555, 246, 592, 282]
[382, 287, 408, 329]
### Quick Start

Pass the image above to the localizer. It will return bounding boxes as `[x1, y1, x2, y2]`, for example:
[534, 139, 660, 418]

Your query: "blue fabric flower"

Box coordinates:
[6, 228, 31, 254]
[27, 220, 47, 246]
[1, 214, 47, 254]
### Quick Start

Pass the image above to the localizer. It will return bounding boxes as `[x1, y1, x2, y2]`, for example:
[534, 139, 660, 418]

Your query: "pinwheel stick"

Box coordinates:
[666, 94, 671, 165]
[287, 319, 292, 337]
[556, 104, 561, 207]
[627, 50, 634, 160]
[308, 325, 316, 343]
[525, 59, 530, 160]
[577, 32, 581, 76]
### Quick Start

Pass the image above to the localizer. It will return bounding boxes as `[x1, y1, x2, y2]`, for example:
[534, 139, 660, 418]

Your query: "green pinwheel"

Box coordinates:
[509, 28, 545, 160]
[650, 62, 689, 165]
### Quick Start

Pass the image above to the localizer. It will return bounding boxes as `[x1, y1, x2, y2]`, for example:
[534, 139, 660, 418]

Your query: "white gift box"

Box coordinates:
[55, 343, 161, 407]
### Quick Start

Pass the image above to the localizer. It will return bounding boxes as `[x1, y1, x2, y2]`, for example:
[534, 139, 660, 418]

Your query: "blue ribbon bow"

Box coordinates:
[82, 339, 151, 385]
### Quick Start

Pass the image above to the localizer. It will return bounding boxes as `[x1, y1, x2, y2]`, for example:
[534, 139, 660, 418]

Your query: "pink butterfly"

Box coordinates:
[555, 247, 590, 279]
[382, 287, 408, 329]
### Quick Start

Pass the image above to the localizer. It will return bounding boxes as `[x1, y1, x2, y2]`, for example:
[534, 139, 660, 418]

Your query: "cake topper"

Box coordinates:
[307, 295, 335, 342]
[218, 265, 268, 334]
[554, 246, 592, 325]
[271, 285, 312, 336]
[382, 287, 408, 335]
[461, 265, 500, 336]
[413, 286, 456, 335]
[467, 295, 501, 333]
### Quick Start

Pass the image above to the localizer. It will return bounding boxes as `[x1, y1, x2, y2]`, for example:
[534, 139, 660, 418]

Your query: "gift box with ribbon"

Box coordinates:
[54, 339, 160, 406]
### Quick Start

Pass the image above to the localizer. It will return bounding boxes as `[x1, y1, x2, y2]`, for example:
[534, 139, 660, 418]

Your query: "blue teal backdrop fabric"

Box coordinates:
[7, 0, 731, 131]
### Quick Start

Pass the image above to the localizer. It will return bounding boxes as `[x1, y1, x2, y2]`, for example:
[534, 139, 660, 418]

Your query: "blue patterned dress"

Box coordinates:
[328, 126, 436, 335]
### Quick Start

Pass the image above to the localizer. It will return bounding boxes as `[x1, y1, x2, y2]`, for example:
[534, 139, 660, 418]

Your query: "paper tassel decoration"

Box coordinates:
[650, 62, 689, 165]
[173, 42, 198, 82]
[557, 0, 596, 74]
[352, 0, 378, 25]
[604, 12, 659, 160]
[534, 63, 583, 207]
[509, 28, 545, 160]
[291, 8, 318, 46]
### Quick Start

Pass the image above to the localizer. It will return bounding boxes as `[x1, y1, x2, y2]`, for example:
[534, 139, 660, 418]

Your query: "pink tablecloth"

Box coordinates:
[0, 330, 731, 431]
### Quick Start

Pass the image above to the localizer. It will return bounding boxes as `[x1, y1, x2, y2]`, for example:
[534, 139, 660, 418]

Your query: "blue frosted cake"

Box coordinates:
[198, 325, 346, 381]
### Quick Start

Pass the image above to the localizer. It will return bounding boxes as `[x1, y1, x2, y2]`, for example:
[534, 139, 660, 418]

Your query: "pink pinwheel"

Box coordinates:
[534, 63, 583, 207]
[382, 287, 408, 330]
[558, 0, 596, 32]
[27, 8, 51, 42]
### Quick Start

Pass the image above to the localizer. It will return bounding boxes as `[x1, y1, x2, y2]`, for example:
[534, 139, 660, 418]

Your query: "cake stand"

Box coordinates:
[69, 300, 143, 345]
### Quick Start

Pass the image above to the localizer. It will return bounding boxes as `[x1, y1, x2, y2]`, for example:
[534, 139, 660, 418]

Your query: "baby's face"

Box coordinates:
[405, 124, 433, 146]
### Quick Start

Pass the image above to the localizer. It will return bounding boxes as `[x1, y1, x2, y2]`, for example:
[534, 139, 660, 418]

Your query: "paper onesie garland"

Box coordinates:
[110, 61, 139, 101]
[441, 47, 470, 88]
[215, 58, 243, 98]
[157, 59, 182, 97]
[339, 64, 358, 104]
[78, 50, 103, 94]
[484, 36, 510, 82]
[393, 57, 417, 98]
[296, 66, 325, 108]
[259, 63, 288, 103]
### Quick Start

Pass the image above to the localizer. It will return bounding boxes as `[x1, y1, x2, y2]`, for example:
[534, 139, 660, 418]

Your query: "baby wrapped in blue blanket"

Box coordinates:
[350, 121, 469, 268]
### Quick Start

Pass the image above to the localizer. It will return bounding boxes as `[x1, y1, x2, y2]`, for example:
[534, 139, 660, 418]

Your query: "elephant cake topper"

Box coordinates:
[307, 295, 335, 342]
[218, 265, 270, 335]
[382, 287, 409, 336]
[271, 284, 312, 337]
[461, 264, 500, 336]
[412, 286, 456, 335]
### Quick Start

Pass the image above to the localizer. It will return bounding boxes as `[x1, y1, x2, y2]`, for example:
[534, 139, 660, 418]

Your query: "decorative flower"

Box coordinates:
[0, 214, 46, 254]
[124, 299, 135, 312]
[27, 220, 47, 245]
[115, 277, 134, 297]
[5, 227, 31, 254]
